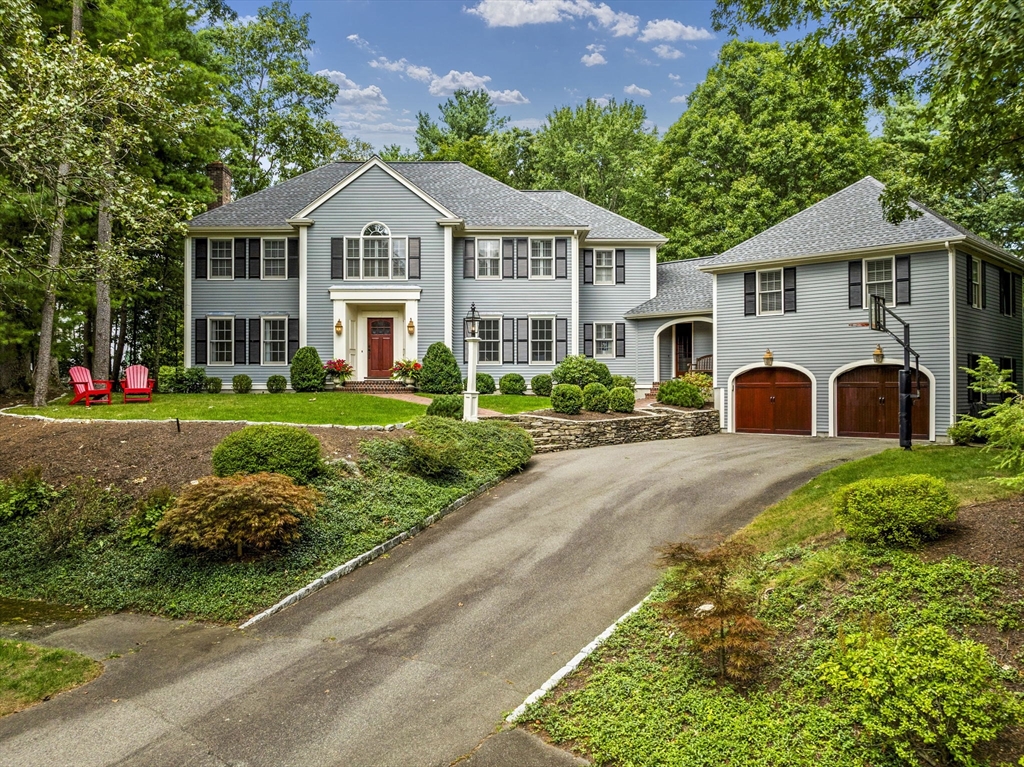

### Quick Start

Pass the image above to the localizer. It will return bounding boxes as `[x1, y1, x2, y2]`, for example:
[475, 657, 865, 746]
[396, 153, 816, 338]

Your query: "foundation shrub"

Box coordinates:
[211, 425, 323, 485]
[464, 372, 495, 394]
[608, 386, 635, 413]
[418, 342, 463, 394]
[289, 346, 326, 392]
[266, 375, 287, 393]
[552, 355, 612, 389]
[529, 374, 553, 397]
[551, 384, 584, 415]
[582, 382, 609, 413]
[205, 377, 222, 394]
[833, 474, 957, 547]
[679, 371, 713, 401]
[231, 374, 252, 394]
[610, 374, 636, 391]
[499, 373, 526, 395]
[657, 378, 704, 408]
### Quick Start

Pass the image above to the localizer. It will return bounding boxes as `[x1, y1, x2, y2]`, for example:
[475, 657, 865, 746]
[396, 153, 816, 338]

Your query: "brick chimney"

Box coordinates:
[206, 162, 232, 210]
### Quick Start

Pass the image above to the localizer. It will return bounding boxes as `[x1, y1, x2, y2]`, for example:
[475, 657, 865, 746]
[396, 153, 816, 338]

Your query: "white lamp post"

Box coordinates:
[463, 302, 480, 422]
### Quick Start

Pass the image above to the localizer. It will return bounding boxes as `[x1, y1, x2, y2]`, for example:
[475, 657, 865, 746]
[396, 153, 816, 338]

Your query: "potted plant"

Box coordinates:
[389, 358, 422, 387]
[323, 359, 354, 390]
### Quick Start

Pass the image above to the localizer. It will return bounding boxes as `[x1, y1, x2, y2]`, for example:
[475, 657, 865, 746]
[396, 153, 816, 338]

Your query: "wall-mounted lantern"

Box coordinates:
[763, 349, 774, 366]
[407, 318, 415, 335]
[873, 344, 884, 364]
[334, 320, 343, 335]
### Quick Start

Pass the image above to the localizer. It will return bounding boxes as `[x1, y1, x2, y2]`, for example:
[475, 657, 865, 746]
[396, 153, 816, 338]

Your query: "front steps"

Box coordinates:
[338, 379, 412, 394]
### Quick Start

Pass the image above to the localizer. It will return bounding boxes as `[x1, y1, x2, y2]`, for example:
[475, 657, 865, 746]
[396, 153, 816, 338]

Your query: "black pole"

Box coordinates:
[899, 322, 913, 449]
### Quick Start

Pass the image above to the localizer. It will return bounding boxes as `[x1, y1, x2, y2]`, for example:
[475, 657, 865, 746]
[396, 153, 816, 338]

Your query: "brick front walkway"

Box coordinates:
[369, 391, 501, 417]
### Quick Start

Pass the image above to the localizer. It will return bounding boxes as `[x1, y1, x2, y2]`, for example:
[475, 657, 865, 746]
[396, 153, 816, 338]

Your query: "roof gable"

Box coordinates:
[626, 257, 715, 316]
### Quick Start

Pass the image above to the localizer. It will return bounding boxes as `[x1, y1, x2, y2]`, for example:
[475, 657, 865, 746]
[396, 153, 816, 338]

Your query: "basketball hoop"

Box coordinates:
[869, 294, 887, 332]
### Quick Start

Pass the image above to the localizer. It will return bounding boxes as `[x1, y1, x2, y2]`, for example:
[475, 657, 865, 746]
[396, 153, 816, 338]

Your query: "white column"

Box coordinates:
[405, 300, 418, 359]
[463, 336, 479, 422]
[184, 237, 192, 367]
[570, 233, 580, 354]
[444, 226, 454, 347]
[298, 226, 308, 347]
[333, 299, 346, 362]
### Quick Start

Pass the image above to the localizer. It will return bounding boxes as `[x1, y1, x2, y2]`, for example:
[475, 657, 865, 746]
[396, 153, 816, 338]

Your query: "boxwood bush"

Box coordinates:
[833, 474, 958, 546]
[499, 373, 526, 395]
[211, 425, 323, 485]
[552, 354, 612, 389]
[551, 384, 584, 414]
[205, 377, 222, 394]
[610, 375, 636, 391]
[158, 366, 207, 394]
[608, 386, 635, 413]
[266, 375, 287, 393]
[418, 342, 463, 394]
[232, 374, 252, 394]
[464, 372, 495, 394]
[946, 419, 977, 446]
[289, 346, 326, 392]
[530, 374, 553, 397]
[583, 382, 609, 413]
[657, 378, 704, 408]
[426, 393, 463, 420]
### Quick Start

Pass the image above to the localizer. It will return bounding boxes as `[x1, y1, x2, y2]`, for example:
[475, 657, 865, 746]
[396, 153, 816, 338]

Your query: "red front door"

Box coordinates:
[367, 318, 393, 378]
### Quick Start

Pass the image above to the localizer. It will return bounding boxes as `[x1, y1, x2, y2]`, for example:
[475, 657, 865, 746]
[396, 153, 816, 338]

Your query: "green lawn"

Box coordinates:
[418, 393, 550, 414]
[11, 392, 426, 426]
[0, 638, 101, 716]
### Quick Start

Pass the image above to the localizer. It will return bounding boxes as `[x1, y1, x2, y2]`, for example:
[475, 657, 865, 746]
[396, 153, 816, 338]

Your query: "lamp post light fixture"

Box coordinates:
[407, 318, 415, 335]
[763, 349, 774, 366]
[463, 302, 481, 422]
[873, 344, 884, 364]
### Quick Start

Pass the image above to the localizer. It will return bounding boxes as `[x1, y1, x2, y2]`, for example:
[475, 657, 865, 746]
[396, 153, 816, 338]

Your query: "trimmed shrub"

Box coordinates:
[212, 425, 323, 485]
[400, 434, 464, 478]
[418, 342, 463, 394]
[464, 372, 495, 394]
[289, 346, 326, 392]
[158, 365, 178, 393]
[426, 394, 463, 420]
[530, 374, 553, 397]
[551, 384, 584, 415]
[819, 624, 1023, 764]
[499, 373, 526, 395]
[156, 473, 320, 558]
[657, 378, 704, 408]
[583, 382, 609, 413]
[946, 419, 976, 446]
[611, 374, 636, 391]
[608, 386, 635, 413]
[0, 467, 56, 524]
[232, 374, 252, 394]
[266, 375, 287, 393]
[833, 474, 958, 546]
[552, 354, 612, 389]
[205, 377, 222, 394]
[679, 371, 713, 401]
[410, 416, 533, 475]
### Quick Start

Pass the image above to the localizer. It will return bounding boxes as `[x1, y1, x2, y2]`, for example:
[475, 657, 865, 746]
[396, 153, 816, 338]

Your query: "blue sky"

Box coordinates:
[224, 0, 769, 150]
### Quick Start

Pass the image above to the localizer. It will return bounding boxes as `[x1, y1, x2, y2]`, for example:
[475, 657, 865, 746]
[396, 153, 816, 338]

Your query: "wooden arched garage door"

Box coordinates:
[836, 365, 929, 439]
[734, 368, 812, 435]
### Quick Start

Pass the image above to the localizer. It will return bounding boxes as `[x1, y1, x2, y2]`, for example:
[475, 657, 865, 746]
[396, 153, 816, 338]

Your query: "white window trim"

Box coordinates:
[477, 315, 503, 365]
[528, 314, 555, 365]
[594, 249, 614, 286]
[207, 316, 234, 366]
[529, 237, 555, 281]
[593, 322, 615, 359]
[261, 315, 288, 366]
[475, 238, 502, 281]
[971, 256, 983, 309]
[861, 256, 896, 309]
[208, 238, 234, 280]
[756, 268, 784, 316]
[343, 222, 408, 281]
[261, 237, 288, 280]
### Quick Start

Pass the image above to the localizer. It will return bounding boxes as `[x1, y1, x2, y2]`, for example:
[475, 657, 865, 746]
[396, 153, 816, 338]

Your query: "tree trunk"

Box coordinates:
[93, 195, 112, 381]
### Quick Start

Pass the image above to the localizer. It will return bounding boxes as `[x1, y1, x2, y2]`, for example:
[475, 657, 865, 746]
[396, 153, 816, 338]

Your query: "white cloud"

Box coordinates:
[581, 43, 606, 66]
[465, 0, 638, 37]
[653, 44, 683, 60]
[319, 69, 358, 89]
[670, 95, 687, 104]
[668, 73, 681, 81]
[594, 96, 610, 107]
[346, 34, 374, 52]
[623, 84, 651, 97]
[367, 57, 528, 103]
[369, 56, 408, 73]
[318, 70, 389, 107]
[428, 69, 492, 95]
[406, 64, 434, 83]
[638, 18, 713, 42]
[489, 89, 530, 105]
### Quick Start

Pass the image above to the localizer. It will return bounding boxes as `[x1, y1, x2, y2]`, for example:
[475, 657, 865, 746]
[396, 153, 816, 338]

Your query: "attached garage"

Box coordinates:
[836, 365, 930, 439]
[734, 368, 813, 435]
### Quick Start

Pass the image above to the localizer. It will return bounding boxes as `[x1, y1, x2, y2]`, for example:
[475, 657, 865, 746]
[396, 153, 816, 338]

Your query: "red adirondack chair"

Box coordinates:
[120, 364, 155, 404]
[69, 366, 112, 407]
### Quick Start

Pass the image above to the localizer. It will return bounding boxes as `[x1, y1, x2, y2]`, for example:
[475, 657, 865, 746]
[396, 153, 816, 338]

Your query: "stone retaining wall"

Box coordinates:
[491, 408, 721, 453]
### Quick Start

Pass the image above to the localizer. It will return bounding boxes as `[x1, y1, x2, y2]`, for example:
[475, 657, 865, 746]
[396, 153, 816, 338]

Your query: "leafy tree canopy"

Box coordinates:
[415, 88, 508, 156]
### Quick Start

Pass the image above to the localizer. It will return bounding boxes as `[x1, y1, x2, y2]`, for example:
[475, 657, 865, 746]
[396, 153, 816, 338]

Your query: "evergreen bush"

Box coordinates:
[552, 354, 612, 388]
[608, 386, 635, 413]
[231, 374, 252, 394]
[425, 394, 463, 420]
[610, 374, 636, 391]
[583, 382, 609, 412]
[551, 384, 584, 414]
[657, 378, 704, 407]
[178, 367, 207, 394]
[946, 420, 976, 446]
[464, 372, 495, 394]
[679, 371, 713, 401]
[530, 374, 553, 397]
[266, 375, 287, 393]
[157, 366, 178, 393]
[833, 474, 958, 546]
[205, 377, 222, 394]
[399, 434, 464, 478]
[418, 342, 463, 394]
[499, 373, 526, 395]
[212, 425, 323, 485]
[289, 346, 326, 392]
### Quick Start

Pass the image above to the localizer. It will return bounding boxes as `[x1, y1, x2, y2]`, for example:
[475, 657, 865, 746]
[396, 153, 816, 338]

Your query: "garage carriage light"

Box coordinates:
[762, 349, 774, 366]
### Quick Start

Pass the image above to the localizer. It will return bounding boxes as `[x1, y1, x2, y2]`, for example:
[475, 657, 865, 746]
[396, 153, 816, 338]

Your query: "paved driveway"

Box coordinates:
[0, 434, 885, 767]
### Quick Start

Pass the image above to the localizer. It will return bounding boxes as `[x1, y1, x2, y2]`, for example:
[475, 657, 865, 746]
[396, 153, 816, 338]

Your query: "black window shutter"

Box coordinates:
[967, 353, 980, 403]
[848, 261, 862, 309]
[249, 318, 260, 366]
[502, 239, 515, 279]
[287, 318, 299, 362]
[783, 267, 797, 313]
[408, 237, 421, 279]
[966, 253, 973, 304]
[288, 238, 299, 279]
[502, 318, 515, 363]
[999, 269, 1010, 315]
[331, 238, 345, 280]
[234, 318, 246, 364]
[895, 256, 911, 305]
[555, 318, 568, 361]
[555, 239, 568, 279]
[583, 249, 594, 284]
[234, 238, 246, 279]
[463, 239, 475, 279]
[194, 238, 207, 279]
[194, 318, 207, 364]
[517, 318, 529, 362]
[1014, 274, 1021, 317]
[615, 322, 626, 357]
[516, 238, 528, 279]
[583, 322, 594, 357]
[248, 238, 261, 279]
[615, 249, 626, 284]
[744, 271, 757, 316]
[981, 260, 987, 308]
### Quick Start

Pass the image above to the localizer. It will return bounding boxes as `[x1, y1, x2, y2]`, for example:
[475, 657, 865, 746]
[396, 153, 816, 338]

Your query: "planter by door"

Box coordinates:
[836, 365, 929, 439]
[367, 318, 394, 379]
[734, 368, 812, 435]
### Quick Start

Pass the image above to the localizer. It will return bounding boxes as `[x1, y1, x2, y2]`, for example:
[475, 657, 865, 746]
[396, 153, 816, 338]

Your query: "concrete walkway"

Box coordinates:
[0, 434, 885, 767]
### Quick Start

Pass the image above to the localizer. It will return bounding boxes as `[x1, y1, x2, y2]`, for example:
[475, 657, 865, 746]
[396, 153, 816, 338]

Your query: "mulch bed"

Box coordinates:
[924, 496, 1024, 575]
[0, 415, 406, 498]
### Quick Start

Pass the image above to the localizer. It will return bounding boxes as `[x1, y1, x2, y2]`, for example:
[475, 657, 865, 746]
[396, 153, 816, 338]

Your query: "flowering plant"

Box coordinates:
[323, 359, 354, 381]
[389, 359, 422, 381]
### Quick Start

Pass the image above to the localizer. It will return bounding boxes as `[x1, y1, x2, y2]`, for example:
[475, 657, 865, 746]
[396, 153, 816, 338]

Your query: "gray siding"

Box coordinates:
[694, 322, 713, 359]
[715, 250, 953, 437]
[659, 330, 672, 380]
[954, 250, 1024, 412]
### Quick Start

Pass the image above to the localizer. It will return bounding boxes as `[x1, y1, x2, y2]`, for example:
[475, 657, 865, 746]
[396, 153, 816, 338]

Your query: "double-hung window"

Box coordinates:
[971, 257, 983, 308]
[594, 250, 614, 285]
[478, 318, 500, 362]
[864, 257, 894, 307]
[343, 223, 407, 280]
[209, 318, 233, 365]
[530, 239, 554, 278]
[531, 318, 553, 363]
[757, 269, 783, 315]
[262, 317, 287, 365]
[477, 239, 500, 279]
[594, 323, 614, 358]
[210, 239, 233, 279]
[262, 239, 286, 278]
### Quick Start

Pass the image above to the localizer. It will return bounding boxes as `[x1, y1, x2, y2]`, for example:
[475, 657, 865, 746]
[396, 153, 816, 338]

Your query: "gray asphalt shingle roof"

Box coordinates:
[521, 190, 665, 240]
[626, 257, 715, 316]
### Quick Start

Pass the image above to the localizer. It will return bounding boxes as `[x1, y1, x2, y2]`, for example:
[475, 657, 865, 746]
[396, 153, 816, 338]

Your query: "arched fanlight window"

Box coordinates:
[362, 222, 390, 237]
[344, 222, 407, 281]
